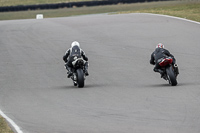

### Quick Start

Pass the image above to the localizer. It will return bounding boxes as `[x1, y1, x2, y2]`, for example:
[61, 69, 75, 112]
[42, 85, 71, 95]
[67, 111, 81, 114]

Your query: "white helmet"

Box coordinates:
[156, 43, 164, 48]
[71, 41, 80, 48]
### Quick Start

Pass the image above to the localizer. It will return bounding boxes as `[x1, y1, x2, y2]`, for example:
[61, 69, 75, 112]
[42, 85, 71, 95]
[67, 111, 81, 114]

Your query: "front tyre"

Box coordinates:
[76, 69, 84, 88]
[166, 66, 177, 86]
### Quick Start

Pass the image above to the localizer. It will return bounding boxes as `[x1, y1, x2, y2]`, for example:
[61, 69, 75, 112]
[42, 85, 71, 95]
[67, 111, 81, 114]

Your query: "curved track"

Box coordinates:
[0, 13, 200, 133]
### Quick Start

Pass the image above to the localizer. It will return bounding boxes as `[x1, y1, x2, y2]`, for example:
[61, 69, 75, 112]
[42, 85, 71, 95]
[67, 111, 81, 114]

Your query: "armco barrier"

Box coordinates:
[0, 0, 171, 12]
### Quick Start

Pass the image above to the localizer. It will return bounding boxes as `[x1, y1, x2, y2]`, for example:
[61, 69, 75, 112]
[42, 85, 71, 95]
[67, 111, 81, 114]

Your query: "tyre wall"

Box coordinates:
[0, 0, 171, 12]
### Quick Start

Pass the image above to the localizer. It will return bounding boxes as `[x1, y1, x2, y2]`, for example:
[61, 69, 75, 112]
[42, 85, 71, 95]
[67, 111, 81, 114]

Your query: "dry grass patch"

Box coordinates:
[120, 2, 200, 22]
[0, 116, 13, 133]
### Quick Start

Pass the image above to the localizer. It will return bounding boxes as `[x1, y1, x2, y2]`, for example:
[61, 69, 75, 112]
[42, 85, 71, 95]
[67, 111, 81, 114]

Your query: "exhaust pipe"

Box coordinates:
[174, 64, 179, 75]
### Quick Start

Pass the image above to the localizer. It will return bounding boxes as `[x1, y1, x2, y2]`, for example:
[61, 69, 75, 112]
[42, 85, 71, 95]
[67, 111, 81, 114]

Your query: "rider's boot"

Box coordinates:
[154, 68, 164, 78]
[73, 82, 77, 86]
[84, 62, 89, 76]
[65, 64, 73, 78]
[158, 69, 164, 78]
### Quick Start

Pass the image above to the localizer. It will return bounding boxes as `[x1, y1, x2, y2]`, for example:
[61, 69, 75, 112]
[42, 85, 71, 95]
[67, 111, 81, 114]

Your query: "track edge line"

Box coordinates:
[139, 13, 200, 25]
[0, 109, 23, 133]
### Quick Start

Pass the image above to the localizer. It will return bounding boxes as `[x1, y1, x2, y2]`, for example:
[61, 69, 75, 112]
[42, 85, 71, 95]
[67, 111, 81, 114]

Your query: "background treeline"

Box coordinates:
[0, 0, 172, 12]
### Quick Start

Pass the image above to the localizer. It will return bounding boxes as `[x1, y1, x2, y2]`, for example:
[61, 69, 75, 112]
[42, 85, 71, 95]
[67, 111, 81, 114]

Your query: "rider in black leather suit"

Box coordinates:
[63, 41, 89, 77]
[150, 43, 178, 77]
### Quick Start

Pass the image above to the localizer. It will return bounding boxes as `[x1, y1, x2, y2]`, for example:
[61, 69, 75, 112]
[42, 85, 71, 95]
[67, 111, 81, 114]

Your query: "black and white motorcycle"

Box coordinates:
[69, 56, 86, 88]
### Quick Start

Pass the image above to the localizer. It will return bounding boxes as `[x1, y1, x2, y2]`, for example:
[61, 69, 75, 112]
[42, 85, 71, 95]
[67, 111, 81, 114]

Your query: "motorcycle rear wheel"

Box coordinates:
[76, 69, 84, 88]
[166, 66, 177, 86]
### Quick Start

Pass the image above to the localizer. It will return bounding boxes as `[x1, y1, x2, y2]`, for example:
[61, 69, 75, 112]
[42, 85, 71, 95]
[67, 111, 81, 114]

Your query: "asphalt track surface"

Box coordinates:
[0, 13, 200, 133]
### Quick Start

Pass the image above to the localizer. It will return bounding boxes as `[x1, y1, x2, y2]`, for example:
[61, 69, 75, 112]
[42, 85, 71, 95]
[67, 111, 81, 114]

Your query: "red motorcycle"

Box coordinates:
[158, 57, 179, 86]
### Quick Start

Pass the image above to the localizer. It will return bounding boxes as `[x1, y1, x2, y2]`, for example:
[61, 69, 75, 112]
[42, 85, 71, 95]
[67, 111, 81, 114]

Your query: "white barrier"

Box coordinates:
[36, 14, 44, 19]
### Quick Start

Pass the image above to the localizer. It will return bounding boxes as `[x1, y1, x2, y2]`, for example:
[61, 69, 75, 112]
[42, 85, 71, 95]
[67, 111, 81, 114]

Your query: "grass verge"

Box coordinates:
[0, 1, 199, 22]
[0, 116, 13, 133]
[119, 1, 200, 22]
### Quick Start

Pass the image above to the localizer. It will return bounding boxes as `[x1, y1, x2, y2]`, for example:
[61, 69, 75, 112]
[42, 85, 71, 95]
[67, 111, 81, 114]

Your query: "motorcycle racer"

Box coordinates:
[63, 41, 89, 78]
[150, 43, 179, 77]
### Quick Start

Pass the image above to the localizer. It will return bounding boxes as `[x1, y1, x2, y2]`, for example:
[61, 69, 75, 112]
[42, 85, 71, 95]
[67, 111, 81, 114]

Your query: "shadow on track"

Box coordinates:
[147, 84, 172, 88]
[55, 83, 110, 90]
[146, 82, 195, 88]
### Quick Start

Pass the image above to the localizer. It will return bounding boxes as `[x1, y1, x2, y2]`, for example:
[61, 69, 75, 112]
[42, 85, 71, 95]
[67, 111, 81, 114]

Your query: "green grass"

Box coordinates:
[0, 1, 200, 22]
[120, 2, 200, 22]
[0, 1, 200, 21]
[0, 116, 13, 133]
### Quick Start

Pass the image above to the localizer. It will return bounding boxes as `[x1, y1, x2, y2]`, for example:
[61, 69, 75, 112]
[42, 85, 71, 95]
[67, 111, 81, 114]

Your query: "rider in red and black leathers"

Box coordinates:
[150, 43, 176, 75]
[63, 41, 89, 77]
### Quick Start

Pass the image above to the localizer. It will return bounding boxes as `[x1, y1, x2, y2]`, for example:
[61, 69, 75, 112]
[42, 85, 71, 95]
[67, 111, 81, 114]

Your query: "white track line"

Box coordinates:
[0, 109, 23, 133]
[141, 13, 200, 25]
